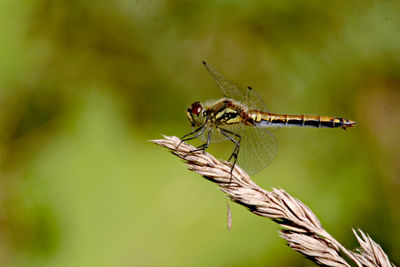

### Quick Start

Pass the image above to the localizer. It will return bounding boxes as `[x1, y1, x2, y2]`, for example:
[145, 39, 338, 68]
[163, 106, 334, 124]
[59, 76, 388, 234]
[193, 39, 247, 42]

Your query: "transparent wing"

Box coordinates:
[236, 126, 277, 174]
[202, 61, 268, 111]
[196, 123, 277, 174]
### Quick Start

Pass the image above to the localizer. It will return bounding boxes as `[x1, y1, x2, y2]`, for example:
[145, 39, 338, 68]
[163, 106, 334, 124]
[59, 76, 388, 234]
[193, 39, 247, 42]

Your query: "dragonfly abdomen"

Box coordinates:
[248, 111, 355, 129]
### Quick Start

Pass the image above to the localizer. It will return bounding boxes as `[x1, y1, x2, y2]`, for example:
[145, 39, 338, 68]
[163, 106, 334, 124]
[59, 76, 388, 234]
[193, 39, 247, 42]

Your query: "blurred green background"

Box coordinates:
[0, 0, 399, 266]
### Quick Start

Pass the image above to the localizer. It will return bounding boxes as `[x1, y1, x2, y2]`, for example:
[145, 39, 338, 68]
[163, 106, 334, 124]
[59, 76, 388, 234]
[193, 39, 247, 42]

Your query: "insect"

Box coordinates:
[181, 62, 356, 174]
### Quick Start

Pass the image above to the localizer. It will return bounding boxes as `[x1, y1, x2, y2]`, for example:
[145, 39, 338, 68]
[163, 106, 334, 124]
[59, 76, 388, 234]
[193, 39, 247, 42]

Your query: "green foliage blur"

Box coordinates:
[0, 0, 399, 266]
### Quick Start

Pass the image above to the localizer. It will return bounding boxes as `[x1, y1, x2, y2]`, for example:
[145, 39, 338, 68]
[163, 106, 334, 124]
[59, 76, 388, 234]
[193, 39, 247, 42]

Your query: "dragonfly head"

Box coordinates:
[186, 101, 206, 127]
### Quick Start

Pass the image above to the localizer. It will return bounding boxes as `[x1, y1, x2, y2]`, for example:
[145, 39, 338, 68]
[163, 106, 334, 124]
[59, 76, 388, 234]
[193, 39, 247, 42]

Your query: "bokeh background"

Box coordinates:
[1, 0, 399, 266]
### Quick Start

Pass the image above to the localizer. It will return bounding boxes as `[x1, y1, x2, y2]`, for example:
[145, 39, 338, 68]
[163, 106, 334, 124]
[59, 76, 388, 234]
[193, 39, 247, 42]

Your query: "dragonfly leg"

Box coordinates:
[180, 126, 203, 141]
[220, 128, 241, 176]
[188, 130, 211, 153]
[177, 123, 207, 150]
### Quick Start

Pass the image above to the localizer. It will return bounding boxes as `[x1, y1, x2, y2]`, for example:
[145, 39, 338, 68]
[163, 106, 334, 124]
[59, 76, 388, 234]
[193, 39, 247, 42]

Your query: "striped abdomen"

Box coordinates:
[247, 111, 356, 129]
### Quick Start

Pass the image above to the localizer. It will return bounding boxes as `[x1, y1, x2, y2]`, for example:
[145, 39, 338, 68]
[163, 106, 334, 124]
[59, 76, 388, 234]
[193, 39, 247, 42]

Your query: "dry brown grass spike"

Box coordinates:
[151, 135, 395, 267]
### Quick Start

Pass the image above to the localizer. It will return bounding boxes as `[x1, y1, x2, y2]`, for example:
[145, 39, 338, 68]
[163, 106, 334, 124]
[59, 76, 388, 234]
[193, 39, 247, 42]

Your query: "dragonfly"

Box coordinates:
[180, 62, 356, 174]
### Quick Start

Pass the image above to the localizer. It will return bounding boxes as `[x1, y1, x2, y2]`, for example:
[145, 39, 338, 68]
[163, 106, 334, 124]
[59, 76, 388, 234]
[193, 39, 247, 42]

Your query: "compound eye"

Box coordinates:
[191, 102, 203, 115]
